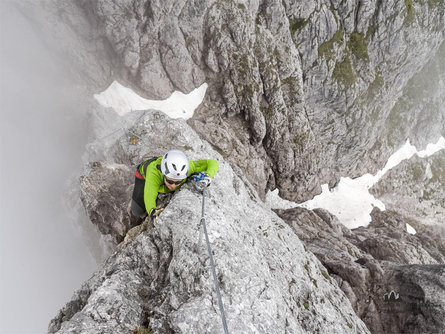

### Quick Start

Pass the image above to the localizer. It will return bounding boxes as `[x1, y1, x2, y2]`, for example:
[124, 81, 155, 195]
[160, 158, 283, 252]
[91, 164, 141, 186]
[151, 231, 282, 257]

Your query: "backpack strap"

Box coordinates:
[137, 156, 159, 179]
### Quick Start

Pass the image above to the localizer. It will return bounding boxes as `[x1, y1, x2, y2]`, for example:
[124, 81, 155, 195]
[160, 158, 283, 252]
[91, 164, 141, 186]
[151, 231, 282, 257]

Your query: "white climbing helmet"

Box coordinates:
[161, 149, 189, 180]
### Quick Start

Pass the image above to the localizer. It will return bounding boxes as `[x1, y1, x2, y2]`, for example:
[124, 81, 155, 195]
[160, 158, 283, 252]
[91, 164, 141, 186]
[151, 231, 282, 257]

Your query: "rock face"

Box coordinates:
[60, 0, 445, 203]
[49, 111, 369, 334]
[79, 162, 135, 244]
[274, 207, 445, 334]
[381, 41, 445, 151]
[16, 1, 444, 202]
[371, 150, 445, 227]
[26, 0, 444, 333]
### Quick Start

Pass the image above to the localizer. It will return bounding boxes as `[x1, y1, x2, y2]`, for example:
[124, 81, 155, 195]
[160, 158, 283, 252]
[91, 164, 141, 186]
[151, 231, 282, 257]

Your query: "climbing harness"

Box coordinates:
[196, 183, 229, 334]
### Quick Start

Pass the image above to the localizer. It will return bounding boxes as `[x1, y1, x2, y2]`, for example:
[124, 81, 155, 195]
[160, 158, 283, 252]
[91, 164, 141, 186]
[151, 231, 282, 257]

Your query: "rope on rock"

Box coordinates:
[96, 114, 229, 331]
[200, 186, 229, 334]
[95, 112, 147, 144]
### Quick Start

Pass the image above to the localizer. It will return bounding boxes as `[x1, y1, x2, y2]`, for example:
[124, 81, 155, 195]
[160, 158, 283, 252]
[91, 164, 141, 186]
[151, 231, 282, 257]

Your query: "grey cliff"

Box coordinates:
[57, 0, 445, 202]
[371, 150, 445, 227]
[274, 207, 445, 334]
[19, 0, 444, 202]
[16, 0, 443, 333]
[49, 110, 369, 334]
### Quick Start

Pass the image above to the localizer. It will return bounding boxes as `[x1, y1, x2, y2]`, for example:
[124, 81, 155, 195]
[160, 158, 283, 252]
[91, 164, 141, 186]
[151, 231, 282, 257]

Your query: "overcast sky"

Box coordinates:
[0, 2, 97, 333]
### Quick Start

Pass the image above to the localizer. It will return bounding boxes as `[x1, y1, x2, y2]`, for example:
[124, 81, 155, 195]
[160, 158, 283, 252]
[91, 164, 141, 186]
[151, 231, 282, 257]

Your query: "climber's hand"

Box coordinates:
[191, 172, 211, 190]
[200, 173, 211, 187]
[149, 208, 164, 221]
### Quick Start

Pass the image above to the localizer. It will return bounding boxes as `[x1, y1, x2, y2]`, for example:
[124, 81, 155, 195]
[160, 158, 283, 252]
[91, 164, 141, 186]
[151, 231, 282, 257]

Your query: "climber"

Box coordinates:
[130, 149, 219, 221]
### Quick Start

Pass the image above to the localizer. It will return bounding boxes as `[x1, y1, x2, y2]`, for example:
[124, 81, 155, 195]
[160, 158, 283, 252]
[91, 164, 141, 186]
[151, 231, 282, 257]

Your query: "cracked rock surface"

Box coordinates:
[371, 150, 445, 227]
[22, 1, 444, 333]
[49, 110, 369, 333]
[24, 0, 444, 202]
[274, 207, 445, 334]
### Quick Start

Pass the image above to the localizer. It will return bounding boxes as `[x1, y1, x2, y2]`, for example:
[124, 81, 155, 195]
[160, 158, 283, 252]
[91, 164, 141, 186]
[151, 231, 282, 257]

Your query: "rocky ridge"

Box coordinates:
[49, 110, 369, 334]
[50, 107, 445, 333]
[67, 0, 445, 203]
[21, 0, 444, 333]
[274, 207, 445, 334]
[19, 0, 444, 203]
[371, 150, 445, 227]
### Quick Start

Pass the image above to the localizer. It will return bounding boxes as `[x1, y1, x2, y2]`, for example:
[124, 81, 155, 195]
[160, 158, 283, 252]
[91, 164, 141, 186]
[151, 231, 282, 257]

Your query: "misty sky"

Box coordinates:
[1, 3, 97, 333]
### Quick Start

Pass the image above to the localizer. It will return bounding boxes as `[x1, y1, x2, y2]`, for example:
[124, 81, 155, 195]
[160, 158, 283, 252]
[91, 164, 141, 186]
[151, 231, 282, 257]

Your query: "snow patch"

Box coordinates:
[299, 177, 386, 229]
[406, 224, 417, 235]
[417, 137, 445, 157]
[267, 136, 445, 229]
[94, 81, 208, 119]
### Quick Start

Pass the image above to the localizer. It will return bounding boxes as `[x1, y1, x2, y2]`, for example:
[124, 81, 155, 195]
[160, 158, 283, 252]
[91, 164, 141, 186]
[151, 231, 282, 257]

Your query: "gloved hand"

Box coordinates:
[149, 208, 164, 221]
[191, 172, 211, 190]
[200, 172, 211, 187]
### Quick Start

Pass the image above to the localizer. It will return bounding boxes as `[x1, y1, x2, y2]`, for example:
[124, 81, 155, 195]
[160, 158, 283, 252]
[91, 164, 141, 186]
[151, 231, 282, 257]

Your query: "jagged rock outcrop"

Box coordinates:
[49, 110, 369, 333]
[354, 209, 445, 264]
[381, 41, 445, 151]
[24, 0, 443, 332]
[52, 0, 445, 204]
[16, 0, 445, 204]
[371, 150, 445, 227]
[79, 162, 135, 244]
[274, 207, 445, 334]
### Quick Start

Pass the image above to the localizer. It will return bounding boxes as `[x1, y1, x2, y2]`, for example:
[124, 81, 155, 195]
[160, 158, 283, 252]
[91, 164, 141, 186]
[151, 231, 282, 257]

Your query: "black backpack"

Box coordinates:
[136, 156, 159, 179]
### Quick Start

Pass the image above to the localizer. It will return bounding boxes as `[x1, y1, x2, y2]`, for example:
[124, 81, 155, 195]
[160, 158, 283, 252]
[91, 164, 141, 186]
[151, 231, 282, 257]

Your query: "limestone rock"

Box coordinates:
[49, 110, 369, 333]
[275, 207, 445, 334]
[79, 161, 135, 244]
[23, 0, 445, 204]
[382, 42, 445, 151]
[353, 209, 442, 265]
[27, 1, 445, 332]
[78, 0, 207, 98]
[371, 150, 445, 227]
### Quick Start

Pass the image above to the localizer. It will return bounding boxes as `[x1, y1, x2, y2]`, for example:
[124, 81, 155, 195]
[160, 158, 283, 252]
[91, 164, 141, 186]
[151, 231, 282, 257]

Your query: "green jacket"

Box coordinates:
[140, 157, 219, 214]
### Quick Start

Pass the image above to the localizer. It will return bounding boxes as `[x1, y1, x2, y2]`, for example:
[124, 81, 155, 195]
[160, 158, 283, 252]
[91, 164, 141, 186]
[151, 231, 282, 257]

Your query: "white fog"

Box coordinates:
[0, 3, 97, 333]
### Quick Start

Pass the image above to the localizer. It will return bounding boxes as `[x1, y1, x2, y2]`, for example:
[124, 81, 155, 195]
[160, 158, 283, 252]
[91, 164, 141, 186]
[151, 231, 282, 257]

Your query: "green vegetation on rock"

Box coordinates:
[318, 30, 344, 60]
[333, 56, 355, 87]
[366, 25, 376, 39]
[427, 0, 444, 7]
[404, 0, 416, 25]
[321, 271, 331, 281]
[410, 163, 424, 182]
[289, 17, 308, 36]
[368, 73, 385, 98]
[348, 32, 369, 59]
